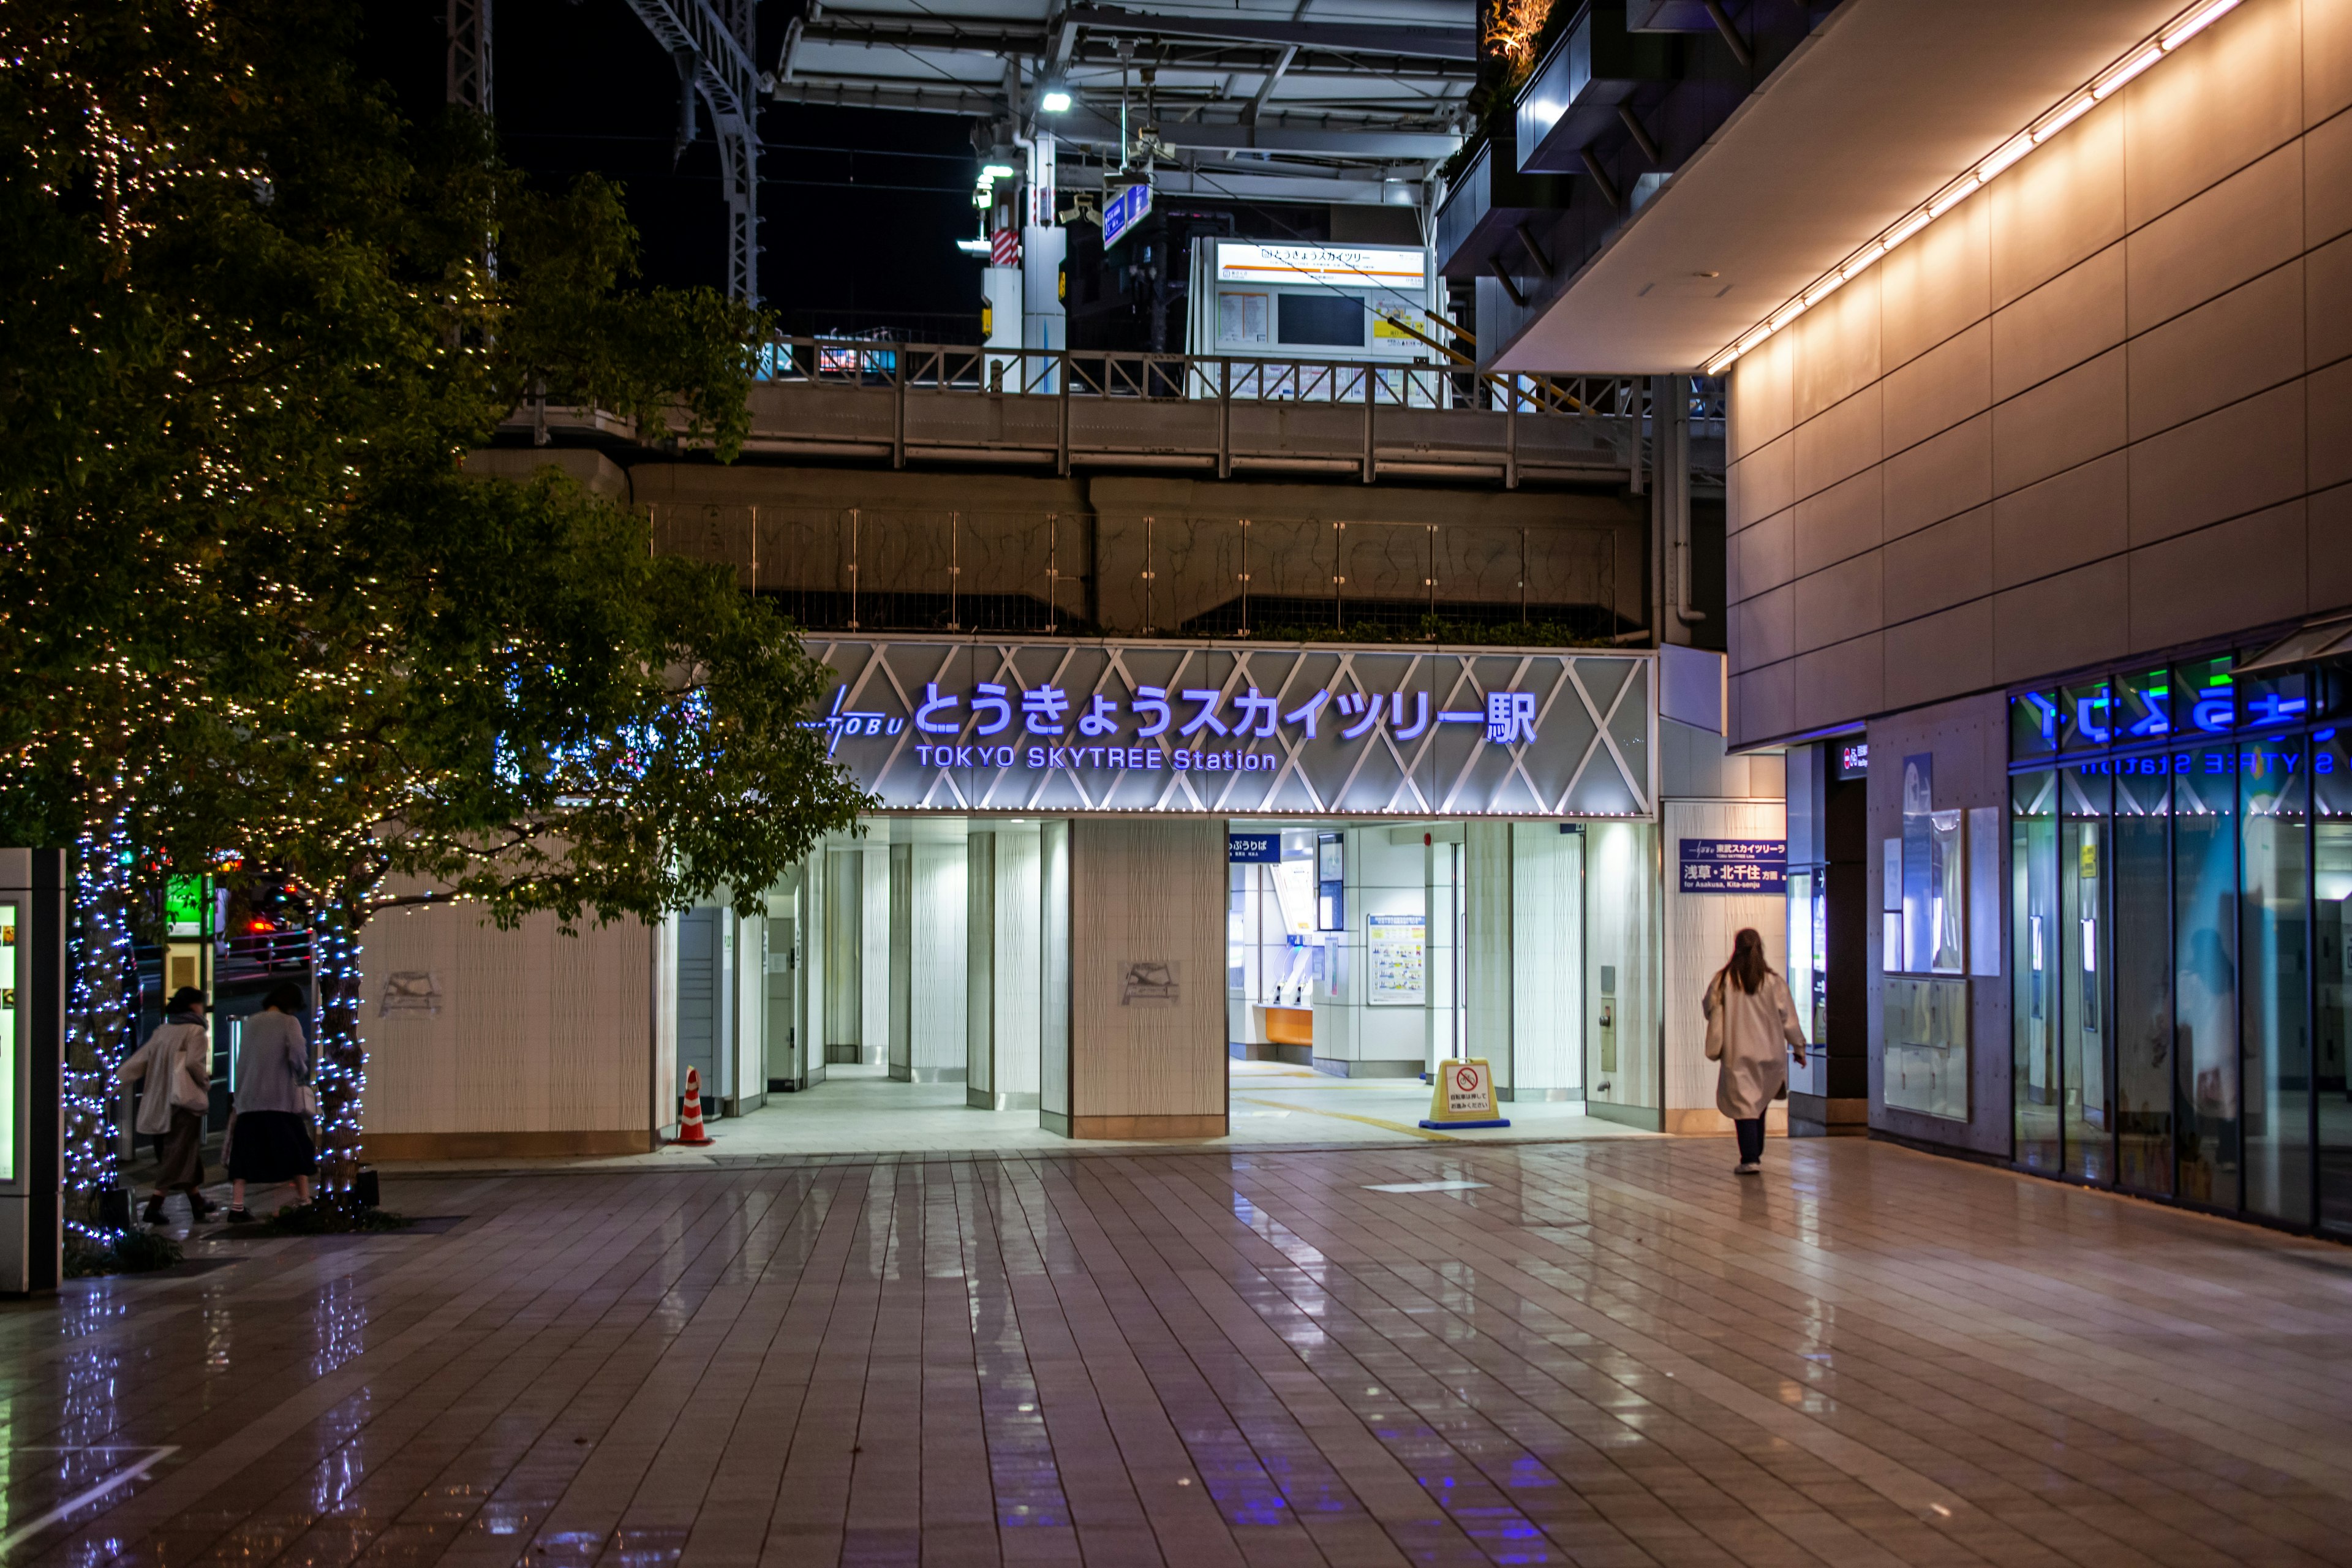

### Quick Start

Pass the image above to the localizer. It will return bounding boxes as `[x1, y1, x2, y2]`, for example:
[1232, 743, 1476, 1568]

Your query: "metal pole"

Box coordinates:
[847, 508, 860, 630]
[1237, 518, 1250, 638]
[948, 510, 960, 631]
[1057, 350, 1072, 476]
[1141, 515, 1155, 634]
[1218, 360, 1232, 479]
[1362, 361, 1376, 484]
[892, 355, 907, 469]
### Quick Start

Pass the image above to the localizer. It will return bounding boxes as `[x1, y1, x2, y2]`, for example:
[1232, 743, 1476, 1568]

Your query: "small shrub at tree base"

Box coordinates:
[244, 1199, 412, 1237]
[64, 1228, 184, 1277]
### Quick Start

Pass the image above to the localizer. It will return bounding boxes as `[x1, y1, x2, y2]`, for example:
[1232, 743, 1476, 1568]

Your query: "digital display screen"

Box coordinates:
[0, 903, 17, 1182]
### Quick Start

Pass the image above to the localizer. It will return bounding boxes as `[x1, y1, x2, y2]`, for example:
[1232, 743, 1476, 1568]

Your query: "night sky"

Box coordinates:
[361, 0, 984, 332]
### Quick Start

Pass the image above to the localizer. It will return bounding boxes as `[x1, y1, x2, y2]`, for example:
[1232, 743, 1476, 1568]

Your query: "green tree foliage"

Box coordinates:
[1, 0, 870, 1182]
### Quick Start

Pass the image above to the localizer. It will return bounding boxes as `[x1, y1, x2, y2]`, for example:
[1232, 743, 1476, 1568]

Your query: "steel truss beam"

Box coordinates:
[447, 0, 491, 111]
[620, 0, 761, 303]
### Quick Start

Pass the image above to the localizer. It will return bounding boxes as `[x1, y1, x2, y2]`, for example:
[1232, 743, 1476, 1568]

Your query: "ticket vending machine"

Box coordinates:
[0, 848, 64, 1295]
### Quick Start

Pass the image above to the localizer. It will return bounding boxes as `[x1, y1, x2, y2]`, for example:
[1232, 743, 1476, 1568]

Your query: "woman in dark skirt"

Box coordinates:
[224, 982, 316, 1220]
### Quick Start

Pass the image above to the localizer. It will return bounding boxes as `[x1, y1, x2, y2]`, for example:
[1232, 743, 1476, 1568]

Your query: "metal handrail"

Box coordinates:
[755, 335, 1643, 417]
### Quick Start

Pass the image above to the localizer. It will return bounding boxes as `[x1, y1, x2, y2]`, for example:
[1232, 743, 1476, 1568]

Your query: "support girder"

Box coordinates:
[620, 0, 761, 303]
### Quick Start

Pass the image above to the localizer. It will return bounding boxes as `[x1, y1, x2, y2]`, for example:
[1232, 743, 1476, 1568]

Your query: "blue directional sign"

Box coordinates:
[1678, 838, 1787, 894]
[1228, 832, 1281, 864]
[1102, 180, 1153, 248]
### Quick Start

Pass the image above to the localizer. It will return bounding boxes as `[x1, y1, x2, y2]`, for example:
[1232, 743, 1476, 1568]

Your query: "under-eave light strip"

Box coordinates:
[1702, 0, 2241, 379]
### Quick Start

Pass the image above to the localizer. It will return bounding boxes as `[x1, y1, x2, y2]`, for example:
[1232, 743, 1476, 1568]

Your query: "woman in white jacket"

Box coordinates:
[1702, 927, 1809, 1175]
[119, 986, 218, 1225]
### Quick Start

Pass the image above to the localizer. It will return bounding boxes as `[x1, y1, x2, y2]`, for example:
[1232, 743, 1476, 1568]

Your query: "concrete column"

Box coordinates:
[1039, 820, 1072, 1124]
[888, 842, 913, 1080]
[1045, 818, 1226, 1138]
[967, 831, 996, 1104]
[908, 842, 968, 1083]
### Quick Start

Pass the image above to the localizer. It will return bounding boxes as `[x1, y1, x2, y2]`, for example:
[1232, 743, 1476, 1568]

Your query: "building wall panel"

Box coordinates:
[1725, 0, 2343, 750]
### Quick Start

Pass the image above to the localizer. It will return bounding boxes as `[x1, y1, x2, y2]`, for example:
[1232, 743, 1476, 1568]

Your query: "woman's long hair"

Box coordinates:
[1721, 928, 1771, 995]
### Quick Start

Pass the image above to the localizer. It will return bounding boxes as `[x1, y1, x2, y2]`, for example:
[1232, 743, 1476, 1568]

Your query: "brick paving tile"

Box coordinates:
[7, 1139, 2352, 1567]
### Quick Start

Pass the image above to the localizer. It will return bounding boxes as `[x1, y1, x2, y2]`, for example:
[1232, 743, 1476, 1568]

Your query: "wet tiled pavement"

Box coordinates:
[12, 1136, 2352, 1567]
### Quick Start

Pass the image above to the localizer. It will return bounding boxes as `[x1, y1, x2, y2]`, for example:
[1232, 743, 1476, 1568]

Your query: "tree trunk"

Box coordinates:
[314, 895, 370, 1187]
[65, 825, 139, 1228]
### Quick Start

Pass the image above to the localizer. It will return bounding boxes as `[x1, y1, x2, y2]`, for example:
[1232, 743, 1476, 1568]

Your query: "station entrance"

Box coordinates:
[654, 633, 1703, 1148]
[669, 809, 1664, 1152]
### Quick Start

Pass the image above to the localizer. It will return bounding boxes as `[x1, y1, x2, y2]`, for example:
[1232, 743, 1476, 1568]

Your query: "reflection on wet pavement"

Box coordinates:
[5, 1139, 2352, 1567]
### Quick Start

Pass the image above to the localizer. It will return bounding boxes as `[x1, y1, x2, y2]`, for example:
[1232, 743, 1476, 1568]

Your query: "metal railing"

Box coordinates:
[737, 336, 1646, 484]
[756, 334, 1643, 414]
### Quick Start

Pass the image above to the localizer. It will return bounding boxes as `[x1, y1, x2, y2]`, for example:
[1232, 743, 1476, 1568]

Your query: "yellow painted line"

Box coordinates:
[1232, 1094, 1458, 1142]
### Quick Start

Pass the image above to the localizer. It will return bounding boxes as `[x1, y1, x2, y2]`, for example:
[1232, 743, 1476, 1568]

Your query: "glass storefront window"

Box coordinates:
[2315, 729, 2352, 1235]
[2174, 741, 2240, 1210]
[2240, 733, 2309, 1224]
[2011, 650, 2352, 1229]
[2060, 767, 2112, 1183]
[2011, 692, 2060, 760]
[2013, 771, 2059, 1171]
[2113, 757, 2174, 1197]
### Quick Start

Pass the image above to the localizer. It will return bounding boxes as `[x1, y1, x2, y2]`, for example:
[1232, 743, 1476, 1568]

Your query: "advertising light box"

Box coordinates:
[805, 637, 1655, 818]
[1213, 242, 1427, 290]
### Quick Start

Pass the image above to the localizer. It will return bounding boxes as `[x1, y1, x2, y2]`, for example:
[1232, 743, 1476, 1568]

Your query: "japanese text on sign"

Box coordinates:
[813, 682, 1540, 759]
[1678, 839, 1787, 894]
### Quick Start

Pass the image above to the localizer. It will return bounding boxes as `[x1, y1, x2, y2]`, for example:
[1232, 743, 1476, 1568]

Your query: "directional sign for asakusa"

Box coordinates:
[805, 638, 1656, 817]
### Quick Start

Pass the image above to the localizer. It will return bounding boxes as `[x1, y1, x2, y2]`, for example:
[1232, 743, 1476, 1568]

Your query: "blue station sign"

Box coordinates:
[1102, 181, 1153, 248]
[1678, 838, 1787, 894]
[1227, 832, 1282, 863]
[803, 636, 1659, 818]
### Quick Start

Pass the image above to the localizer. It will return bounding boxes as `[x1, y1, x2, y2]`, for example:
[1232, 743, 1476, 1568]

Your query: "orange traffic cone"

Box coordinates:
[675, 1066, 714, 1146]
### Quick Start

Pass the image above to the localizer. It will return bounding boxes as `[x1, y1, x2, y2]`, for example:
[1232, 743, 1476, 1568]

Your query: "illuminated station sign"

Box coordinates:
[806, 638, 1657, 818]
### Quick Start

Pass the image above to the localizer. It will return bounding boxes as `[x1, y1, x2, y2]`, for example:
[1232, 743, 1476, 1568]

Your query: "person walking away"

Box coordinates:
[1702, 927, 1809, 1174]
[120, 987, 217, 1224]
[224, 983, 318, 1221]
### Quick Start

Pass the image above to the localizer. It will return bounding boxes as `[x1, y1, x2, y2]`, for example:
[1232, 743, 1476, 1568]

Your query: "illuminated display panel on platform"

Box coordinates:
[0, 902, 15, 1182]
[807, 638, 1655, 818]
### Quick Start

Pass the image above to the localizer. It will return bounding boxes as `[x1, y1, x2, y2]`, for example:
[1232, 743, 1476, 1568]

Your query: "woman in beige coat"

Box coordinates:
[1702, 927, 1808, 1174]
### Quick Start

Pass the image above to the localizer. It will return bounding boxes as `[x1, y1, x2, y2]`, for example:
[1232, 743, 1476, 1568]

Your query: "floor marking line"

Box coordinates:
[1231, 1095, 1455, 1142]
[0, 1447, 178, 1555]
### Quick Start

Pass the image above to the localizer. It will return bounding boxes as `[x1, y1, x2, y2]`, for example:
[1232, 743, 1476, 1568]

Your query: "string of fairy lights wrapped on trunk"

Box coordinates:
[63, 825, 138, 1240]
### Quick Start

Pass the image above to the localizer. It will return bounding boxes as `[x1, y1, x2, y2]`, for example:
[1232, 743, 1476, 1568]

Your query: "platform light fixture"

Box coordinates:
[1041, 89, 1072, 113]
[1702, 0, 2241, 379]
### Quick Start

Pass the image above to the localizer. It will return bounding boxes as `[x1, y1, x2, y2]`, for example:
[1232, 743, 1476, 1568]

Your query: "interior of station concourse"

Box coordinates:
[675, 811, 1670, 1151]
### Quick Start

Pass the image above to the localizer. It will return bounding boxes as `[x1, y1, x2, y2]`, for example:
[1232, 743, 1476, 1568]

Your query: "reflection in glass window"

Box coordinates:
[2174, 742, 2240, 1210]
[2316, 729, 2352, 1235]
[2062, 767, 2112, 1183]
[2178, 657, 2237, 737]
[2011, 692, 2060, 759]
[2013, 771, 2059, 1172]
[2114, 666, 2174, 744]
[2241, 733, 2309, 1224]
[2061, 678, 2113, 752]
[2114, 760, 2174, 1197]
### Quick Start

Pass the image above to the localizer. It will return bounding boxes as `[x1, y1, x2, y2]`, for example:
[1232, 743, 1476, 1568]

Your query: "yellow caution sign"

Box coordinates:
[1420, 1057, 1510, 1130]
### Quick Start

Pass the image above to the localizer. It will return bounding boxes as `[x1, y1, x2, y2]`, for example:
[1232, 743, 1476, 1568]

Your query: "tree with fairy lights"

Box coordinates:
[1, 0, 868, 1213]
